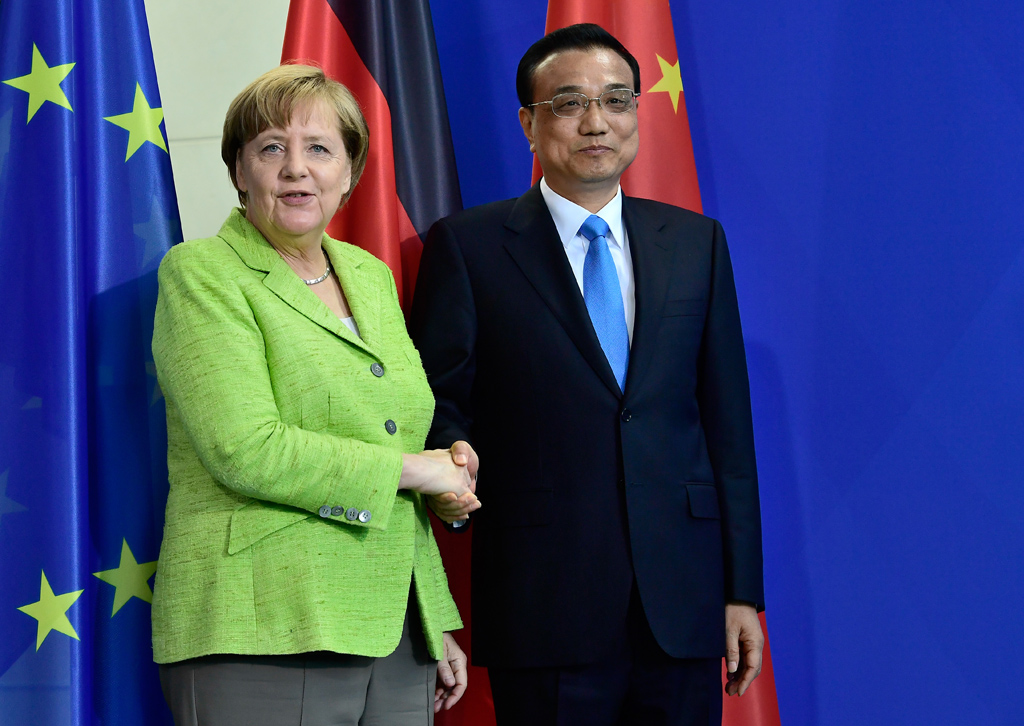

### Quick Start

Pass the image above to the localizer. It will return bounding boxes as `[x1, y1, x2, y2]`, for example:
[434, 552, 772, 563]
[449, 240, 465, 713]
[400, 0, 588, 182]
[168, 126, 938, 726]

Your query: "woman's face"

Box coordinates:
[235, 100, 352, 250]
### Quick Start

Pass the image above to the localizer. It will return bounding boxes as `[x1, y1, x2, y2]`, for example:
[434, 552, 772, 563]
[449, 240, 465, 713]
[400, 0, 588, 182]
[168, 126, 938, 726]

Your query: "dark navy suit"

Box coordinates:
[410, 185, 763, 673]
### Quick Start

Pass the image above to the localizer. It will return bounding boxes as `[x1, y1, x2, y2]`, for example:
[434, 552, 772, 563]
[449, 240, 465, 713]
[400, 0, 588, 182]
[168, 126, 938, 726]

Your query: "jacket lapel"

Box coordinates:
[220, 210, 380, 359]
[502, 186, 623, 398]
[622, 198, 674, 397]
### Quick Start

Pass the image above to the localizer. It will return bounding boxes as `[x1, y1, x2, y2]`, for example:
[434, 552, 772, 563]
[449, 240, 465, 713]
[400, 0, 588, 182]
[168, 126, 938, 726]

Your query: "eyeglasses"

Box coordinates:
[527, 89, 640, 118]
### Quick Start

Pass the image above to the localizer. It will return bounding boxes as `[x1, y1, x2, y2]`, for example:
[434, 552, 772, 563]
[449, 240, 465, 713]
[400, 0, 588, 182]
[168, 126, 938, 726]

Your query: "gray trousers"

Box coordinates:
[159, 598, 436, 726]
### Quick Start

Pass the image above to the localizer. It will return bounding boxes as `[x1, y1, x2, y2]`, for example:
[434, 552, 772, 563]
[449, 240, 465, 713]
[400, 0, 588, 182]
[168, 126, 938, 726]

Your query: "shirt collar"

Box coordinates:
[539, 178, 625, 251]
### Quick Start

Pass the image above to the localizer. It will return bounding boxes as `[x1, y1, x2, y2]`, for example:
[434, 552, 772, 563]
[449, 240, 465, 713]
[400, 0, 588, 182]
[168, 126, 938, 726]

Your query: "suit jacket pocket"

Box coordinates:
[686, 483, 721, 519]
[228, 500, 313, 554]
[663, 298, 706, 317]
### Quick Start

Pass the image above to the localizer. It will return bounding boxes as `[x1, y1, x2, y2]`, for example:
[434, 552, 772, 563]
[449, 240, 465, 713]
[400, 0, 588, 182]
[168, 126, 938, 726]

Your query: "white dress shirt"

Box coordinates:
[539, 178, 635, 343]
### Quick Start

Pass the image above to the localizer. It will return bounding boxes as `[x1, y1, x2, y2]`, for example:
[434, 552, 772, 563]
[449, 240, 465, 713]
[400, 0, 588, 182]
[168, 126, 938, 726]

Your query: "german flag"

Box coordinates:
[281, 0, 461, 309]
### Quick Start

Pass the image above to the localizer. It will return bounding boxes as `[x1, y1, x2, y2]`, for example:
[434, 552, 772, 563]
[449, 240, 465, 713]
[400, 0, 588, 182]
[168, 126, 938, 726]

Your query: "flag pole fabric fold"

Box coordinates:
[540, 1, 782, 724]
[0, 0, 181, 722]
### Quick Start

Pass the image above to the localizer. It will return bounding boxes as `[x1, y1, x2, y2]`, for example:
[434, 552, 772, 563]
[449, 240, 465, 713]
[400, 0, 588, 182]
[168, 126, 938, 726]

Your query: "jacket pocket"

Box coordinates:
[686, 483, 721, 519]
[227, 500, 312, 555]
[663, 298, 706, 317]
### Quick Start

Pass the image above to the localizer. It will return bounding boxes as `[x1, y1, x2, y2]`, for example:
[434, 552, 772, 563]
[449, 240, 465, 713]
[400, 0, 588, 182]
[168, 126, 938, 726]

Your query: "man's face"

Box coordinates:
[519, 47, 639, 209]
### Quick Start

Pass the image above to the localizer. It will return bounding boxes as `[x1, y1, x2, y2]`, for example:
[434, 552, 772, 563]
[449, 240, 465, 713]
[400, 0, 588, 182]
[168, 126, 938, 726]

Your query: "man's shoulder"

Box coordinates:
[434, 195, 524, 232]
[623, 196, 718, 230]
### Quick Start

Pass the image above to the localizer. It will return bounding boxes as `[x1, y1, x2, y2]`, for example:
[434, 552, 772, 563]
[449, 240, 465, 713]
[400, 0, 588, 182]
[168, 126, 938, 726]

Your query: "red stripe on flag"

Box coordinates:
[282, 0, 422, 308]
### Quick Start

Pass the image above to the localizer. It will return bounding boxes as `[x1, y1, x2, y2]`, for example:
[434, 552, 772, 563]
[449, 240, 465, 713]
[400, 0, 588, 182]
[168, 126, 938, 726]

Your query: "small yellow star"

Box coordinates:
[2, 44, 75, 123]
[93, 539, 158, 616]
[104, 83, 168, 161]
[17, 571, 83, 650]
[647, 54, 684, 113]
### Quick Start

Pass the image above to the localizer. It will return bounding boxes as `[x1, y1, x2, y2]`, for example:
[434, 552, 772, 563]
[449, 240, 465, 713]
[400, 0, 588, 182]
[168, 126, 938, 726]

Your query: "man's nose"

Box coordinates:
[578, 99, 610, 133]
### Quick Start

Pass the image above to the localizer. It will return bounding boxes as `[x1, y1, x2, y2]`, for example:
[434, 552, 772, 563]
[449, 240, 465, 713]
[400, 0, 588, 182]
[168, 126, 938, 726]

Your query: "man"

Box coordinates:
[411, 23, 764, 725]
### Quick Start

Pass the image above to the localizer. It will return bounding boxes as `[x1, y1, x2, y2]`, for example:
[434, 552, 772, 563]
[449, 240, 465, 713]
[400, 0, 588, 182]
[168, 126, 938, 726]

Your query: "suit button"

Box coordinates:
[385, 419, 397, 435]
[345, 507, 359, 521]
[620, 409, 632, 422]
[318, 505, 332, 518]
[358, 510, 372, 523]
[331, 506, 344, 517]
[370, 363, 384, 377]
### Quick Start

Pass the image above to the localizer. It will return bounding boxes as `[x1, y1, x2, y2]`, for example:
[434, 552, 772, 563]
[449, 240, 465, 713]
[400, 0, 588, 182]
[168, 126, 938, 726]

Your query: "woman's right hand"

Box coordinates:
[399, 449, 476, 498]
[427, 441, 481, 523]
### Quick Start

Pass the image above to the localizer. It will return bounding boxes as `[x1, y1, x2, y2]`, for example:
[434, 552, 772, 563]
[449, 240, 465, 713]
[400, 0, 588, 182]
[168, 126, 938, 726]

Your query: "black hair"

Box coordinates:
[516, 23, 641, 109]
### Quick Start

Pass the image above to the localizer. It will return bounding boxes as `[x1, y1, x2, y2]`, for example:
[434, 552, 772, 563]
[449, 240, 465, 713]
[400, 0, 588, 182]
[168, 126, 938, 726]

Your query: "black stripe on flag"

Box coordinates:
[327, 0, 463, 237]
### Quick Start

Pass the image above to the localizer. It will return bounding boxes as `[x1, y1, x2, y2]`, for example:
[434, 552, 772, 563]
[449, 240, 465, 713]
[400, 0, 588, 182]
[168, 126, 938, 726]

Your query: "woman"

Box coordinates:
[151, 64, 480, 725]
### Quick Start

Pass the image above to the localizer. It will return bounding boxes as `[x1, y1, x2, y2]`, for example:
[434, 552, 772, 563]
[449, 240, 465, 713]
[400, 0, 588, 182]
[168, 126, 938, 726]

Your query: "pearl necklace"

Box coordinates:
[303, 260, 332, 286]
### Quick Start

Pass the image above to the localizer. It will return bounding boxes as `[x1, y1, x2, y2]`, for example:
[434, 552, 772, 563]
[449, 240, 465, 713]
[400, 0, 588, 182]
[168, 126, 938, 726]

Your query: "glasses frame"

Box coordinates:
[527, 90, 641, 119]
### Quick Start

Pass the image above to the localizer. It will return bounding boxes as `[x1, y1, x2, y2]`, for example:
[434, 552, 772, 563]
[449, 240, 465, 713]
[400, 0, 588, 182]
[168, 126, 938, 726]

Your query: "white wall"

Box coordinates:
[144, 0, 291, 241]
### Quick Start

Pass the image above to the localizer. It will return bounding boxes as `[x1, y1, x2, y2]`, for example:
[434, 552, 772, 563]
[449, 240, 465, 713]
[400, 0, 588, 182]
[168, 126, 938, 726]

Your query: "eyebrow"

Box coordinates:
[258, 131, 333, 144]
[552, 82, 633, 95]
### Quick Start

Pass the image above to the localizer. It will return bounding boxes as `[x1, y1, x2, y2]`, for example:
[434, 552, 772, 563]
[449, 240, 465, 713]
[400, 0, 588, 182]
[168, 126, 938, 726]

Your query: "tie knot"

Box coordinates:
[579, 214, 611, 242]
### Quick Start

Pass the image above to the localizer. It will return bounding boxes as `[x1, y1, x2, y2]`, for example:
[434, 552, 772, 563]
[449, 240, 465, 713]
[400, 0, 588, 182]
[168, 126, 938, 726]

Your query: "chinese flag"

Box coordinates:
[281, 0, 462, 308]
[542, 1, 783, 724]
[282, 4, 495, 725]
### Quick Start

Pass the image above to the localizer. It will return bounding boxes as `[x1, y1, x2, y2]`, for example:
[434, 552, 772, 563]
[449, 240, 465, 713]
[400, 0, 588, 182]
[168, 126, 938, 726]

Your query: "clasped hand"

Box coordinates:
[400, 441, 481, 523]
[427, 441, 480, 523]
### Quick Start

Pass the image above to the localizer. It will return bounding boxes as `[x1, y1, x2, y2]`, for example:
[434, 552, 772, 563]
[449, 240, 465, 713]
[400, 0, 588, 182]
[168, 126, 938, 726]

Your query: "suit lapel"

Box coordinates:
[220, 210, 380, 359]
[503, 186, 623, 398]
[622, 198, 674, 396]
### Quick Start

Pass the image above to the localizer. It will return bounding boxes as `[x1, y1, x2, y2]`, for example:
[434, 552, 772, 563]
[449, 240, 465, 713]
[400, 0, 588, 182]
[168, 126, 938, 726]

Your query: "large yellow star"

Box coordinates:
[104, 83, 168, 161]
[93, 538, 158, 616]
[2, 44, 75, 123]
[647, 54, 684, 113]
[17, 571, 83, 650]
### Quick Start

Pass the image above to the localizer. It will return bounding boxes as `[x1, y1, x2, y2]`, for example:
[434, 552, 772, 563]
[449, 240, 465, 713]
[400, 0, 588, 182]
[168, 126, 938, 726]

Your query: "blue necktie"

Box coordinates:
[580, 214, 629, 391]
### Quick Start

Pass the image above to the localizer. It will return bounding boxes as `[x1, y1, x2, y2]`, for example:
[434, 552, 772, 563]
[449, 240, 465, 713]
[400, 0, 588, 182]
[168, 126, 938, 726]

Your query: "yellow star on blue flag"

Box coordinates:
[2, 44, 75, 122]
[93, 539, 158, 616]
[104, 83, 168, 161]
[17, 571, 83, 650]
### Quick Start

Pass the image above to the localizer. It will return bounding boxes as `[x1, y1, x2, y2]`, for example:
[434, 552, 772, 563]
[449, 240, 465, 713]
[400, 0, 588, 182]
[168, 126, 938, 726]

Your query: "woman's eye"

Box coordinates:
[262, 143, 282, 153]
[311, 144, 327, 154]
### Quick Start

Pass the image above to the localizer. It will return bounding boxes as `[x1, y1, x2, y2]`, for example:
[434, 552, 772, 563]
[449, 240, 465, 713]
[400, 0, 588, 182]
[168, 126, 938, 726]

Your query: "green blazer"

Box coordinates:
[151, 210, 461, 664]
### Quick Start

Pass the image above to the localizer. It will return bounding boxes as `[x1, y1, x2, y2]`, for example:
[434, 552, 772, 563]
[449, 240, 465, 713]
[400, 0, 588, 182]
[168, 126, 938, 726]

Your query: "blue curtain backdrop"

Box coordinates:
[428, 1, 1024, 724]
[2, 1, 1022, 724]
[0, 0, 179, 723]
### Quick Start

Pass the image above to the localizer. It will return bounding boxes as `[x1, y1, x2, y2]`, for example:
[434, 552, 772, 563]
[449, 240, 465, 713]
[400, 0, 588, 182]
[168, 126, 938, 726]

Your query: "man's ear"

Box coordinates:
[518, 107, 536, 154]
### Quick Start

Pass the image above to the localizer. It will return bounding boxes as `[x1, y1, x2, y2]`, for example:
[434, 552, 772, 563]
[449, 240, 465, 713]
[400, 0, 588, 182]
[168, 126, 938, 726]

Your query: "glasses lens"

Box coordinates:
[551, 93, 588, 118]
[600, 90, 636, 113]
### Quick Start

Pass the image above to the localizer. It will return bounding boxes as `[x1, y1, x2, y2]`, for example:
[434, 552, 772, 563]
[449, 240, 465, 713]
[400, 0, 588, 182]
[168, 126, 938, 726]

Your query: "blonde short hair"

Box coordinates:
[221, 64, 370, 209]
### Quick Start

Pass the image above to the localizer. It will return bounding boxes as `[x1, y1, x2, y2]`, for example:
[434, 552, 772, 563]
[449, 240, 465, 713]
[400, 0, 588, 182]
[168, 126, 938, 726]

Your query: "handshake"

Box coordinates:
[399, 440, 481, 524]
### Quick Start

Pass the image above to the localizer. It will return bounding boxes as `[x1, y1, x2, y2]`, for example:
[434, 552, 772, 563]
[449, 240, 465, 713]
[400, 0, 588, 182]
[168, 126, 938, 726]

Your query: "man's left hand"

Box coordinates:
[724, 602, 763, 696]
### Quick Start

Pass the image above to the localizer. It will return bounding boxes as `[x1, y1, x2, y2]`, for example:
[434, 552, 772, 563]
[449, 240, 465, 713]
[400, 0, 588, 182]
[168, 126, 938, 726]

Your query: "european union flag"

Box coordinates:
[0, 0, 179, 722]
